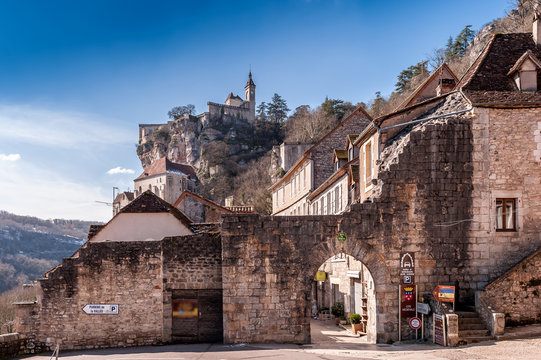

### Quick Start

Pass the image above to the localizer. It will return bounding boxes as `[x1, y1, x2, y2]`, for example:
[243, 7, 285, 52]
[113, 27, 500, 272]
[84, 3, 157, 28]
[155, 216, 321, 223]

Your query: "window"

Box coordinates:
[335, 186, 341, 213]
[364, 140, 373, 188]
[327, 193, 332, 215]
[496, 198, 516, 231]
[348, 146, 354, 161]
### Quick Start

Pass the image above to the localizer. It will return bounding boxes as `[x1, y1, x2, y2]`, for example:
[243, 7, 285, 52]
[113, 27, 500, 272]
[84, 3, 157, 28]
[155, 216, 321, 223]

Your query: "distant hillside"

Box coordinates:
[0, 211, 98, 294]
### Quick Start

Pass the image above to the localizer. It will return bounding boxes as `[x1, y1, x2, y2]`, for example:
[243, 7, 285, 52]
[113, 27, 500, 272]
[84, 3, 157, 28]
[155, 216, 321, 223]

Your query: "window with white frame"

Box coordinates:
[322, 197, 326, 215]
[496, 198, 517, 231]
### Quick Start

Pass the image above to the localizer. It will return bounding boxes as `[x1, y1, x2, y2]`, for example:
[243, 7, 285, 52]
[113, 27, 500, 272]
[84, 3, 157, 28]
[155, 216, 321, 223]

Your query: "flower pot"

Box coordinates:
[352, 323, 363, 334]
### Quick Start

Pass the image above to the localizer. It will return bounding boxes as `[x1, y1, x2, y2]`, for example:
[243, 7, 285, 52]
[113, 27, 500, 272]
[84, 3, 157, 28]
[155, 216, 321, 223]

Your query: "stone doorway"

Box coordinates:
[310, 253, 376, 344]
[171, 289, 223, 343]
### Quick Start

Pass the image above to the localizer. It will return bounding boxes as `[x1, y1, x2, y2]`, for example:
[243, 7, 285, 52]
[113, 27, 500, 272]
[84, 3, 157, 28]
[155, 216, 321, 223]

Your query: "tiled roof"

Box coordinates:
[308, 158, 358, 201]
[88, 191, 193, 240]
[507, 49, 541, 75]
[120, 191, 192, 225]
[113, 191, 134, 204]
[173, 190, 233, 214]
[269, 105, 372, 191]
[87, 225, 105, 239]
[397, 63, 458, 110]
[135, 157, 197, 181]
[333, 149, 348, 160]
[459, 33, 541, 106]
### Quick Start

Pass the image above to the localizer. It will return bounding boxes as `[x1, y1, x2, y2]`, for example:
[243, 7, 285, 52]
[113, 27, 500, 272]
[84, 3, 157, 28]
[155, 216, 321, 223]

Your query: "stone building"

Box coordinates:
[270, 107, 372, 216]
[112, 191, 134, 216]
[173, 190, 234, 223]
[133, 157, 197, 206]
[139, 73, 256, 144]
[8, 23, 541, 356]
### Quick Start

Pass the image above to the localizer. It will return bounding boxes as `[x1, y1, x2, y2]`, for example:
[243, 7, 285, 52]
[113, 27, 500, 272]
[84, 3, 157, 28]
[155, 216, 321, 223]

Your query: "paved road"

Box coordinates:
[22, 337, 541, 360]
[22, 321, 541, 360]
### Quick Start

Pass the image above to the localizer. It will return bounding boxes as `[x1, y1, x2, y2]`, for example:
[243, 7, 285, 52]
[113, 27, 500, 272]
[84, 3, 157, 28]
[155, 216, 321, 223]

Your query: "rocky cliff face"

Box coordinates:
[137, 113, 283, 199]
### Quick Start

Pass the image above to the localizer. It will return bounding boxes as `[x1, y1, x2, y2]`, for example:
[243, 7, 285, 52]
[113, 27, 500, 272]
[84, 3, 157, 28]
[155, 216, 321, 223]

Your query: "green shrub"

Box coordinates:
[349, 313, 362, 324]
[331, 302, 344, 318]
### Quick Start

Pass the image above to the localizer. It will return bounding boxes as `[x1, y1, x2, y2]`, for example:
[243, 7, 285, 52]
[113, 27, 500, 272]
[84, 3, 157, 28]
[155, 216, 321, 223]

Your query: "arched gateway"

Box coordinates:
[221, 208, 399, 344]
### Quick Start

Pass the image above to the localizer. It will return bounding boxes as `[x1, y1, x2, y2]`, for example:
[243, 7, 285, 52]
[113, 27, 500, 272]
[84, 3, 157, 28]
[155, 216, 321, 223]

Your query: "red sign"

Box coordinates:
[400, 285, 416, 318]
[409, 317, 421, 330]
[433, 285, 455, 303]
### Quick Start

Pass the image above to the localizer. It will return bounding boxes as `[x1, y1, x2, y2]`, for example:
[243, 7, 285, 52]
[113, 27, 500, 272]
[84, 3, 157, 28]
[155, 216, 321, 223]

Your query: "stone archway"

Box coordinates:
[221, 213, 397, 345]
[310, 253, 377, 344]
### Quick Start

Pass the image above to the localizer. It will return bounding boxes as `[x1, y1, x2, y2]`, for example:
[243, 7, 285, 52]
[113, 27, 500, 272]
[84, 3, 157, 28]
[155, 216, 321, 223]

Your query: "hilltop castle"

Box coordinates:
[139, 73, 256, 144]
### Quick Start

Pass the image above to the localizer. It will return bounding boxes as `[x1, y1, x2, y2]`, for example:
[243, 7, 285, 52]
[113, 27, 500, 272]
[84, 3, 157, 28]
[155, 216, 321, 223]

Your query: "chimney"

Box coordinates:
[534, 4, 541, 46]
[436, 78, 456, 96]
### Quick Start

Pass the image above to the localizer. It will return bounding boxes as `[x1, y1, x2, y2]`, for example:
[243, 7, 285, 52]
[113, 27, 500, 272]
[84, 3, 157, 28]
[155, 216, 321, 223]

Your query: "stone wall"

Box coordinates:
[0, 333, 27, 359]
[34, 241, 164, 350]
[312, 112, 370, 189]
[482, 248, 541, 326]
[467, 107, 541, 298]
[15, 232, 223, 351]
[162, 234, 223, 343]
[222, 115, 475, 344]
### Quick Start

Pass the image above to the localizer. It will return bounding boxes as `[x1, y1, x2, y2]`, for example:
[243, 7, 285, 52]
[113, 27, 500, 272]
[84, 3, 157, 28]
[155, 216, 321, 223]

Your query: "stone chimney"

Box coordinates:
[534, 4, 541, 46]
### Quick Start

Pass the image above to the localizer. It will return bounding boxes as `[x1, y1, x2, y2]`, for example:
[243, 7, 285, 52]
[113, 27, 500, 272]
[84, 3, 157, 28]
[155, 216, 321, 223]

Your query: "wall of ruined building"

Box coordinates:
[482, 248, 541, 326]
[222, 115, 476, 344]
[466, 107, 541, 301]
[14, 233, 223, 351]
[27, 241, 164, 351]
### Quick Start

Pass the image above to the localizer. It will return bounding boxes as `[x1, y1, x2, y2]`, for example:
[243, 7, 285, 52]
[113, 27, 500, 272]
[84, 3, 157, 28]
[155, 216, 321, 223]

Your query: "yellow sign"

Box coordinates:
[316, 271, 326, 281]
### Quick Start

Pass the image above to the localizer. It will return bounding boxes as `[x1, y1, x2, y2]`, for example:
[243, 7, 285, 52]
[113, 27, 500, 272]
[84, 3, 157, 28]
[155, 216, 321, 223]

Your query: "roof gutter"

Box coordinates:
[378, 91, 473, 131]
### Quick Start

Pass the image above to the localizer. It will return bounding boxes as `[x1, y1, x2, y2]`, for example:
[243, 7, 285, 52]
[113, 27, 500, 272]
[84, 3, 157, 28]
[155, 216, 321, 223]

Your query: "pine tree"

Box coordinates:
[267, 93, 290, 123]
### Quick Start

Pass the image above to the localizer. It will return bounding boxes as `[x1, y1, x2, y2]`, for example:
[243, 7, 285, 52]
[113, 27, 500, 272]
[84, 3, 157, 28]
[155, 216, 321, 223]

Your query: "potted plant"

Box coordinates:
[331, 302, 344, 325]
[349, 313, 362, 334]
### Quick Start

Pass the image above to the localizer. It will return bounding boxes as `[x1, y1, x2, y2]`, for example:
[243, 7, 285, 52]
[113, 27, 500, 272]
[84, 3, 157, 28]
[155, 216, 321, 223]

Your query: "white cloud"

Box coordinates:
[107, 166, 135, 175]
[0, 160, 112, 222]
[0, 104, 133, 148]
[0, 153, 21, 161]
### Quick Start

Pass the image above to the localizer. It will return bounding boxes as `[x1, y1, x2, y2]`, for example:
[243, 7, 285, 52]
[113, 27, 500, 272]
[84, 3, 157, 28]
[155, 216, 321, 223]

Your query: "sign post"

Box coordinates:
[433, 285, 456, 312]
[82, 304, 119, 315]
[417, 302, 430, 341]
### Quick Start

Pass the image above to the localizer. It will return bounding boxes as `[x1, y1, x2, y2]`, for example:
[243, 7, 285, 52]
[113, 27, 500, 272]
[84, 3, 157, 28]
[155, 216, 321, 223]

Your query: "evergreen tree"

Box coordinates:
[267, 93, 290, 123]
[444, 36, 455, 62]
[256, 102, 268, 121]
[321, 97, 356, 121]
[452, 25, 475, 58]
[394, 61, 428, 93]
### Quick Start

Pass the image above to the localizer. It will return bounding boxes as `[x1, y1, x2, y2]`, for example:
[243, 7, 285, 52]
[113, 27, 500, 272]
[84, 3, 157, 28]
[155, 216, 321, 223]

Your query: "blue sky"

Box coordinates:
[0, 0, 511, 221]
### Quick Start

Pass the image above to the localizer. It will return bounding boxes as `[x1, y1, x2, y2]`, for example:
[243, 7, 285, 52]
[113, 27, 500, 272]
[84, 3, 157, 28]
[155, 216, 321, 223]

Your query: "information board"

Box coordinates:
[433, 313, 446, 346]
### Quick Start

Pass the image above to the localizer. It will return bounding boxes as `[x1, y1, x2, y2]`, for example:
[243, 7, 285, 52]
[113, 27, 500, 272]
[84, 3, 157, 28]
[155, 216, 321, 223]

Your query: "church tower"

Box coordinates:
[244, 72, 256, 122]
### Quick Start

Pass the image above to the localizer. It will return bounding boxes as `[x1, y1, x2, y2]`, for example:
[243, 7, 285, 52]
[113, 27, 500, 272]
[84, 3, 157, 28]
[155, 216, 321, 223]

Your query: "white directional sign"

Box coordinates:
[82, 304, 119, 315]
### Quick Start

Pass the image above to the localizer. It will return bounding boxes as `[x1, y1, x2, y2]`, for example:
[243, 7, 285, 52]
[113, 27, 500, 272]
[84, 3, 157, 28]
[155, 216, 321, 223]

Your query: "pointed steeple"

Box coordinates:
[246, 71, 255, 87]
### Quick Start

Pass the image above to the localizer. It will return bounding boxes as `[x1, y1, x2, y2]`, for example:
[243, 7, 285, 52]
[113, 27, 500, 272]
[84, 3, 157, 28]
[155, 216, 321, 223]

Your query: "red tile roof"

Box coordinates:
[135, 157, 197, 181]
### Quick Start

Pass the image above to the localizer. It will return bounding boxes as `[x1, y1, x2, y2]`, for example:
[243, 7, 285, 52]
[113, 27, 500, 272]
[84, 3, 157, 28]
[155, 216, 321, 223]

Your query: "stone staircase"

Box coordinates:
[457, 311, 493, 345]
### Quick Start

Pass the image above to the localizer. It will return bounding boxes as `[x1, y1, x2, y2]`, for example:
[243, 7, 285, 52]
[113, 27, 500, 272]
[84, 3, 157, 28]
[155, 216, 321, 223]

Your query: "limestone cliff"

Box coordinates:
[137, 113, 283, 200]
